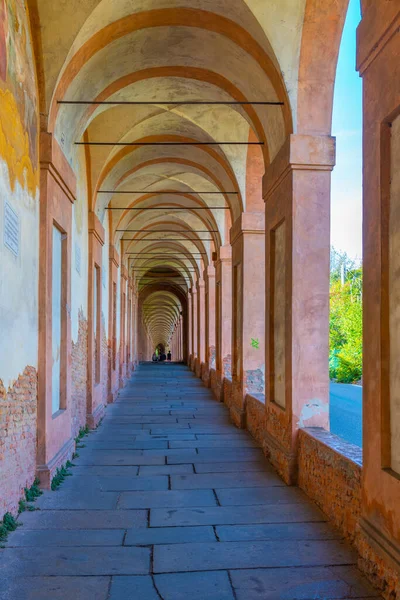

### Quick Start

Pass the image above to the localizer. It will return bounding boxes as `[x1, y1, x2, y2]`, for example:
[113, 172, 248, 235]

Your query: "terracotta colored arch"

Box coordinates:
[94, 135, 243, 213]
[77, 66, 269, 162]
[110, 157, 238, 217]
[297, 0, 350, 135]
[49, 8, 292, 134]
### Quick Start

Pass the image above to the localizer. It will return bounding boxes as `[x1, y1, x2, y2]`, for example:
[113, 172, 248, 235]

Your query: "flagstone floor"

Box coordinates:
[0, 363, 380, 599]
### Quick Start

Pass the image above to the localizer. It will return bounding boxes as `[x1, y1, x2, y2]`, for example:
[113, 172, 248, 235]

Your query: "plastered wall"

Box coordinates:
[0, 0, 39, 515]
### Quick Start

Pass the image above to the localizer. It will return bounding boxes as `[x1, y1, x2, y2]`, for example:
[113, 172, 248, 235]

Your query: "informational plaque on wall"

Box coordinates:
[4, 202, 19, 257]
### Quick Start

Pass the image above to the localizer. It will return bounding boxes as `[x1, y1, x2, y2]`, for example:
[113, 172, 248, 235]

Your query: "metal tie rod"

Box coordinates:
[100, 190, 237, 194]
[59, 100, 283, 106]
[105, 207, 229, 210]
[76, 141, 263, 146]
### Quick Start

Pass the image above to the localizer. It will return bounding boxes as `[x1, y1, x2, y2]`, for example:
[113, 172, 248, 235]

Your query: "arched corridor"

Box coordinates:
[0, 0, 399, 597]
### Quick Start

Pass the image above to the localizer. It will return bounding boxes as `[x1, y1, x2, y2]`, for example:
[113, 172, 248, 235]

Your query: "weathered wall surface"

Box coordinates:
[70, 310, 88, 437]
[0, 0, 39, 515]
[0, 367, 37, 516]
[298, 428, 362, 543]
[70, 148, 89, 435]
[245, 393, 266, 445]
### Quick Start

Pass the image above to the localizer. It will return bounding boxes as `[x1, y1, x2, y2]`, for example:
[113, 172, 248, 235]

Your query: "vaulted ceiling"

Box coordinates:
[29, 0, 346, 348]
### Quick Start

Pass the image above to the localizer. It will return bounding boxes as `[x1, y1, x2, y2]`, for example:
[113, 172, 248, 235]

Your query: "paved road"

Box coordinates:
[330, 383, 363, 447]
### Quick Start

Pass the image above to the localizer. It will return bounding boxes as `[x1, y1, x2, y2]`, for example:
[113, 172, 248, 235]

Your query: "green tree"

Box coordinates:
[329, 248, 362, 383]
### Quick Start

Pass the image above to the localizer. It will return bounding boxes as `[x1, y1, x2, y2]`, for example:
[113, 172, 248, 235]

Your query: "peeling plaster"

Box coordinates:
[297, 399, 329, 429]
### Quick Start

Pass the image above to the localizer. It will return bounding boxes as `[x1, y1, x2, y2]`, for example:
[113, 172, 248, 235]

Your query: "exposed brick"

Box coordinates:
[0, 367, 37, 516]
[71, 310, 88, 437]
[298, 428, 362, 543]
[245, 393, 266, 445]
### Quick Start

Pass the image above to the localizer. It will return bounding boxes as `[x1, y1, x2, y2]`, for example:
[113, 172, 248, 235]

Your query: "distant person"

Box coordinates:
[167, 351, 172, 361]
[152, 352, 157, 362]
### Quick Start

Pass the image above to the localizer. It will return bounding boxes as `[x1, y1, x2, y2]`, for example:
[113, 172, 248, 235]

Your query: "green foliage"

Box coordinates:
[0, 512, 21, 542]
[51, 465, 73, 491]
[18, 500, 37, 513]
[329, 248, 363, 383]
[18, 478, 43, 513]
[24, 478, 43, 503]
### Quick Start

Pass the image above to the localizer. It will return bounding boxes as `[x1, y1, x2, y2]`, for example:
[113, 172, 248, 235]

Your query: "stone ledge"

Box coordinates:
[301, 427, 362, 467]
[298, 427, 362, 543]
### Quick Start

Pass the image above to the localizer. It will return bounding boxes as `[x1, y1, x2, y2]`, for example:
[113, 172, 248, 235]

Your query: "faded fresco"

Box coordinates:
[0, 0, 38, 194]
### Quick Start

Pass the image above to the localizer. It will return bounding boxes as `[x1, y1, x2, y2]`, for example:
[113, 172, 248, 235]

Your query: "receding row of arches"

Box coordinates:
[0, 0, 399, 595]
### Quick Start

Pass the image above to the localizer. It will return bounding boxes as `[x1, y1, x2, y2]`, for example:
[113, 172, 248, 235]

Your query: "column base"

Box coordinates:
[195, 358, 202, 378]
[210, 368, 223, 401]
[87, 402, 105, 429]
[36, 436, 75, 489]
[263, 430, 298, 485]
[223, 377, 233, 409]
[230, 379, 246, 428]
[201, 362, 211, 387]
[357, 518, 400, 599]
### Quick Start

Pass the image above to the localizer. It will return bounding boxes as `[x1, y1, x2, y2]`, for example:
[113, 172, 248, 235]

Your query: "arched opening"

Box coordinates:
[329, 0, 363, 448]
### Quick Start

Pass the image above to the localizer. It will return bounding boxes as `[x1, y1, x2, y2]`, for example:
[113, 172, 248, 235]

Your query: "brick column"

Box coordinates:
[355, 4, 400, 593]
[231, 212, 265, 427]
[263, 134, 335, 484]
[195, 278, 206, 377]
[211, 244, 232, 401]
[108, 245, 120, 403]
[187, 291, 193, 366]
[119, 264, 128, 386]
[202, 265, 216, 386]
[87, 212, 106, 429]
[37, 132, 76, 487]
[132, 287, 138, 367]
[190, 286, 198, 371]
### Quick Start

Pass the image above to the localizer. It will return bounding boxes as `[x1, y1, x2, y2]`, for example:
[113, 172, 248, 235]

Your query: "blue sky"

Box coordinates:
[331, 0, 362, 260]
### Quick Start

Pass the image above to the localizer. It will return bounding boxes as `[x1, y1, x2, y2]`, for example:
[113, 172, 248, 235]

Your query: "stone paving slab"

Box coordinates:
[61, 475, 169, 492]
[0, 547, 150, 576]
[230, 566, 380, 599]
[215, 486, 308, 505]
[141, 448, 198, 457]
[138, 464, 194, 475]
[150, 503, 326, 527]
[0, 577, 109, 600]
[169, 439, 258, 448]
[118, 489, 217, 509]
[125, 525, 216, 545]
[83, 440, 169, 449]
[153, 540, 357, 573]
[146, 426, 192, 434]
[170, 472, 284, 489]
[70, 466, 140, 477]
[216, 522, 341, 542]
[5, 529, 125, 547]
[77, 453, 166, 466]
[35, 490, 119, 510]
[154, 571, 235, 599]
[168, 448, 264, 463]
[108, 576, 159, 600]
[194, 461, 268, 473]
[17, 510, 148, 529]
